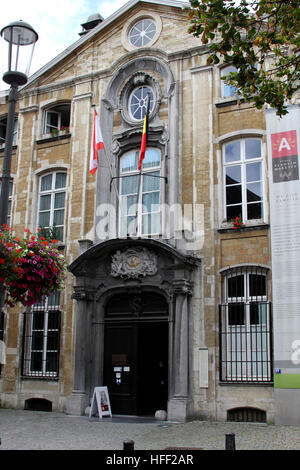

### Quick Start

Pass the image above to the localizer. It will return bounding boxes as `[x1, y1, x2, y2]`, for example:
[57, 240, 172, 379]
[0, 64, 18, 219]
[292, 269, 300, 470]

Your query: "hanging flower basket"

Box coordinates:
[0, 225, 67, 307]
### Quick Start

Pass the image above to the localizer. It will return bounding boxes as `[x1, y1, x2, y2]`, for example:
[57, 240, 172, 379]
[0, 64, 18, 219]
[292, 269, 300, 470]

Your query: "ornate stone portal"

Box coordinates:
[111, 247, 157, 279]
[67, 238, 199, 422]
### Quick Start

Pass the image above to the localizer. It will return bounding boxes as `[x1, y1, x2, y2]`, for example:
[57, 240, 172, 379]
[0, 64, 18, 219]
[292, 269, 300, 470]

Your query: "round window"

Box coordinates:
[129, 18, 156, 47]
[129, 86, 154, 121]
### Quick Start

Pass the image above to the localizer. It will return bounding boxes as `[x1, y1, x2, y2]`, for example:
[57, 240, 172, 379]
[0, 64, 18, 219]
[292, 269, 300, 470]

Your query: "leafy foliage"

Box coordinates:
[187, 0, 300, 115]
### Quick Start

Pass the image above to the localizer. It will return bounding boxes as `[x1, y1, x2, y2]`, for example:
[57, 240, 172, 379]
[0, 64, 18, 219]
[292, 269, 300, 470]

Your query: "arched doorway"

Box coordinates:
[103, 292, 168, 416]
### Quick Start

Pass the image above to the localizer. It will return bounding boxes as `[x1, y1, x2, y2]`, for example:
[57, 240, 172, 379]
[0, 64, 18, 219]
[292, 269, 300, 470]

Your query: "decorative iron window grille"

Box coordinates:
[219, 266, 273, 383]
[21, 291, 61, 379]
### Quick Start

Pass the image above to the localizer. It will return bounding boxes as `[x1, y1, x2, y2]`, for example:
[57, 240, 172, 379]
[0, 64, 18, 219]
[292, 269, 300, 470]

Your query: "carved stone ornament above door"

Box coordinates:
[111, 247, 157, 279]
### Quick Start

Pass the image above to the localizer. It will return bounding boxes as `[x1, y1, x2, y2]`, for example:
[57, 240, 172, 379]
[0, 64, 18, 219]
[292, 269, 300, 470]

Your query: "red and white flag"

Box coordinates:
[90, 110, 104, 175]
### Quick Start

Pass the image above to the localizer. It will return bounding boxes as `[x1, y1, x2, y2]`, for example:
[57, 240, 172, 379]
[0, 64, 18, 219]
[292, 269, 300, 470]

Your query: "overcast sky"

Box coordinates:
[0, 0, 128, 91]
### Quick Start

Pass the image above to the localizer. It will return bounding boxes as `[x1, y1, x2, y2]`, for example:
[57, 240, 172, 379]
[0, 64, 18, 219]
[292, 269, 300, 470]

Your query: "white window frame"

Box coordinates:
[223, 137, 264, 223]
[119, 148, 162, 237]
[129, 18, 157, 48]
[44, 109, 61, 134]
[221, 65, 239, 98]
[129, 86, 154, 121]
[37, 171, 67, 242]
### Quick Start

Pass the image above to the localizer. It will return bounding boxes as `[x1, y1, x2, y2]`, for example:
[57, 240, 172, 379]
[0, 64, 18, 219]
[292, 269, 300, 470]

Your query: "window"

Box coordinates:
[129, 86, 154, 121]
[219, 266, 272, 383]
[22, 291, 61, 379]
[221, 65, 239, 98]
[38, 171, 67, 241]
[44, 103, 70, 135]
[224, 138, 263, 222]
[0, 116, 18, 146]
[0, 179, 13, 226]
[129, 18, 156, 47]
[119, 148, 161, 237]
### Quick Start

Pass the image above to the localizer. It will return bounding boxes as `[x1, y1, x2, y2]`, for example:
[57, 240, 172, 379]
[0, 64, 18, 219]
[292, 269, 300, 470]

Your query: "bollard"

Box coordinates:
[225, 433, 235, 450]
[123, 439, 135, 451]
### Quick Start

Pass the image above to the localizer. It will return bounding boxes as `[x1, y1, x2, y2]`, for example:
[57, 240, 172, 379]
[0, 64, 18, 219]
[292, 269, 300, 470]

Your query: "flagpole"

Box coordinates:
[135, 93, 150, 235]
[91, 105, 120, 204]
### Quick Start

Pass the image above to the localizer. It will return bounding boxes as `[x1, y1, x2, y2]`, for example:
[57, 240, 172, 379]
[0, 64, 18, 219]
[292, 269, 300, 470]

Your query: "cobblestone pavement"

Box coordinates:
[0, 409, 300, 451]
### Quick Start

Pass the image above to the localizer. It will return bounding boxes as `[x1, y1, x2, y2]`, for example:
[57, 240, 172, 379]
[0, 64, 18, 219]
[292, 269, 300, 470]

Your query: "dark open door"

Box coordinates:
[103, 293, 168, 416]
[104, 323, 138, 415]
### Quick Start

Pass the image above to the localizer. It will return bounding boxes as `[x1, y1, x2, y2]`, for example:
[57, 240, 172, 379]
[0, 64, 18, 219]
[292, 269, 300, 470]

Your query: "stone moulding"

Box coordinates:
[111, 247, 158, 279]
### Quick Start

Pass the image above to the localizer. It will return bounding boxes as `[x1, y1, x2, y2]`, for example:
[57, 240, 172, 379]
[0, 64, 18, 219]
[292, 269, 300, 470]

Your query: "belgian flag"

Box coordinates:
[138, 94, 150, 171]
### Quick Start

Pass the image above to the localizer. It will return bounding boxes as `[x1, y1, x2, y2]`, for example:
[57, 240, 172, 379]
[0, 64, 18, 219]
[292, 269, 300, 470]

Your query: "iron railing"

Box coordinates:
[21, 300, 61, 380]
[219, 301, 273, 383]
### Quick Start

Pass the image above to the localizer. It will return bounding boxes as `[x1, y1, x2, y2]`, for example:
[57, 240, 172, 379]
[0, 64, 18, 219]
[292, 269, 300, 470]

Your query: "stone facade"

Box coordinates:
[0, 0, 276, 422]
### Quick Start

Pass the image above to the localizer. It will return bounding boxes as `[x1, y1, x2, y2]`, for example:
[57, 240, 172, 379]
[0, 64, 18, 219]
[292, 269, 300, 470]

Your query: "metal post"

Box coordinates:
[225, 433, 236, 450]
[0, 81, 18, 226]
[0, 81, 18, 315]
[123, 440, 135, 451]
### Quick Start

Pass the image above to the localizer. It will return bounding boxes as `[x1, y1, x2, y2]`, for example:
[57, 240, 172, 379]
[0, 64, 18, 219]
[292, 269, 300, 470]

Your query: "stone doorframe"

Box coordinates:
[66, 238, 200, 422]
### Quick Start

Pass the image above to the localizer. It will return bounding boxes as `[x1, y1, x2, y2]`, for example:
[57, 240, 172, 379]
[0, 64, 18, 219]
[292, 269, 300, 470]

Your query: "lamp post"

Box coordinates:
[0, 20, 38, 313]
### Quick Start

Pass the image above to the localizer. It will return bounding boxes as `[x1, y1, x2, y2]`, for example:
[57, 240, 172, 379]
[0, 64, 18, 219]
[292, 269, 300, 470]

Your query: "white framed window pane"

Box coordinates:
[246, 162, 262, 182]
[245, 139, 261, 159]
[121, 151, 138, 173]
[142, 191, 160, 212]
[126, 195, 138, 215]
[247, 182, 262, 202]
[55, 172, 67, 189]
[39, 194, 51, 211]
[227, 205, 242, 220]
[142, 172, 160, 192]
[143, 148, 160, 168]
[40, 174, 52, 191]
[45, 110, 60, 133]
[54, 226, 63, 241]
[247, 202, 262, 219]
[121, 175, 139, 195]
[225, 141, 241, 162]
[221, 66, 238, 98]
[38, 211, 50, 227]
[142, 212, 160, 234]
[226, 165, 241, 184]
[53, 209, 64, 226]
[226, 184, 242, 205]
[54, 192, 65, 209]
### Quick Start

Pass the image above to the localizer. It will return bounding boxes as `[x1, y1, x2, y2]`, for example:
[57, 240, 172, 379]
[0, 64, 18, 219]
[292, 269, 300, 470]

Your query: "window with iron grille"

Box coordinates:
[22, 291, 61, 379]
[219, 266, 273, 383]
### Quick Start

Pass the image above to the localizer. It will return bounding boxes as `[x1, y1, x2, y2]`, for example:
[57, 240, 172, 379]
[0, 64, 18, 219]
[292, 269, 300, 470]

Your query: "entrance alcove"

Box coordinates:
[67, 238, 200, 421]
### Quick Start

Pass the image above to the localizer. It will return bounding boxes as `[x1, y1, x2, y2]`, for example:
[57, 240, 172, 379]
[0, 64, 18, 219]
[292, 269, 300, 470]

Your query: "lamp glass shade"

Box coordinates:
[1, 20, 38, 83]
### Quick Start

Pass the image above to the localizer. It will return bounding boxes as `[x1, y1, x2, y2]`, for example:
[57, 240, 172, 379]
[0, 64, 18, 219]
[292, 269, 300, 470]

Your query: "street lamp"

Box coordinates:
[0, 20, 38, 226]
[0, 20, 38, 313]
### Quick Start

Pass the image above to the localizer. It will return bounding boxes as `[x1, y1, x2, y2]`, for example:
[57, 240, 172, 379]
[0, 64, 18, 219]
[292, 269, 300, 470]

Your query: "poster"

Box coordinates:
[89, 386, 112, 420]
[266, 105, 300, 385]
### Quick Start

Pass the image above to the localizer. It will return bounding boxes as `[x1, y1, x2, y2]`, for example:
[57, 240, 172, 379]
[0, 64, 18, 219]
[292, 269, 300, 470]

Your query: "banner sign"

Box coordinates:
[266, 105, 300, 387]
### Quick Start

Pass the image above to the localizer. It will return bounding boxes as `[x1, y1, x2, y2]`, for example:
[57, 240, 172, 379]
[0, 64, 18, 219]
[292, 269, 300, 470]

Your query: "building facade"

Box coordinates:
[0, 0, 297, 423]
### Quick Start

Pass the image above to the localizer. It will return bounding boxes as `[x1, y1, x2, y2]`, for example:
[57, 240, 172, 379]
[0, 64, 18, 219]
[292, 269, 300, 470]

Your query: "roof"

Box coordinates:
[23, 0, 188, 91]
